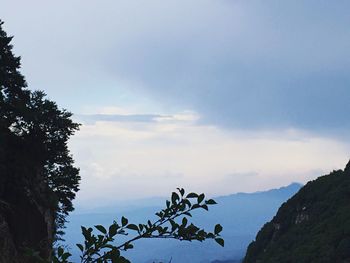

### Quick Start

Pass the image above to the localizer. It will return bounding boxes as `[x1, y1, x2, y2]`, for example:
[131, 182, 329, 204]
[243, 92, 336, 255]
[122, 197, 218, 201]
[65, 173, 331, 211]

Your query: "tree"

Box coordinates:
[26, 90, 81, 239]
[0, 19, 80, 260]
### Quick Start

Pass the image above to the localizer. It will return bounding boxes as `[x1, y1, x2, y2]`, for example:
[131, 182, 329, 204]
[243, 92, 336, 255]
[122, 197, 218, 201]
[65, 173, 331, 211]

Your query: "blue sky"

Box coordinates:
[1, 0, 350, 206]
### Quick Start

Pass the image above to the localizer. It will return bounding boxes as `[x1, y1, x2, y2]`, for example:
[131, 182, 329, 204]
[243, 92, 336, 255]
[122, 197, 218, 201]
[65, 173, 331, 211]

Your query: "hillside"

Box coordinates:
[244, 162, 350, 263]
[65, 183, 301, 263]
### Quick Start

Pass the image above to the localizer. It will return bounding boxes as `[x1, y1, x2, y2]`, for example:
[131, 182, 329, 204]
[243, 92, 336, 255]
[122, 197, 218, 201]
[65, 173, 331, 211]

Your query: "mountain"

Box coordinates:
[211, 260, 242, 263]
[64, 183, 301, 263]
[243, 162, 350, 263]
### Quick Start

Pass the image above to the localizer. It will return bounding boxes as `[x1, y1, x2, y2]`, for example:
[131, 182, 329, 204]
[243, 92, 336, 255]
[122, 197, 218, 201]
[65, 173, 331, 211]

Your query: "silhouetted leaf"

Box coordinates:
[186, 192, 198, 198]
[76, 244, 84, 252]
[198, 193, 205, 203]
[95, 225, 107, 234]
[126, 224, 139, 232]
[206, 199, 217, 205]
[215, 238, 224, 247]
[121, 216, 128, 227]
[109, 223, 118, 237]
[215, 224, 223, 234]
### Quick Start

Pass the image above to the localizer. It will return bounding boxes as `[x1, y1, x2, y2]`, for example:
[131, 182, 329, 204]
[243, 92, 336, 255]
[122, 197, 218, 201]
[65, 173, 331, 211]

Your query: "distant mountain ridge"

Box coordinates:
[65, 183, 301, 263]
[244, 162, 350, 263]
[219, 183, 302, 200]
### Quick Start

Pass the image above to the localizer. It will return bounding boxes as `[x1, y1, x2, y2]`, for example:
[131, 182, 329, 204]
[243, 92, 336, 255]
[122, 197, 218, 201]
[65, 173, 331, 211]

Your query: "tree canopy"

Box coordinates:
[0, 19, 80, 242]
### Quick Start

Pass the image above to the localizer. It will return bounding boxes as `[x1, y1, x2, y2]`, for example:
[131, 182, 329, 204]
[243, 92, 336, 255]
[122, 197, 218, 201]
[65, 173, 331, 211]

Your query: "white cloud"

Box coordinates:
[154, 111, 199, 123]
[2, 1, 350, 207]
[69, 109, 350, 206]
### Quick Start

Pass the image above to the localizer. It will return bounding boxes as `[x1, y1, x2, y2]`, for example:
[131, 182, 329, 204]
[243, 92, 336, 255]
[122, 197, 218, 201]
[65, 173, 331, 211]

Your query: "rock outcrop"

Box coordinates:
[0, 168, 54, 263]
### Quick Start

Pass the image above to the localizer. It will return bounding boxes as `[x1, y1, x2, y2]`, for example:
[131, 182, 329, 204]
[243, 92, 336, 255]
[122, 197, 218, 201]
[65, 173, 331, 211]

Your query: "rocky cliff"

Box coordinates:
[0, 169, 54, 263]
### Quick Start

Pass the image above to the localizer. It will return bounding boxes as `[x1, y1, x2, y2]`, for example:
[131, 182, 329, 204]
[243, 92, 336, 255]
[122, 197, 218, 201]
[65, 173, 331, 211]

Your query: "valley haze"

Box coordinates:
[65, 183, 302, 263]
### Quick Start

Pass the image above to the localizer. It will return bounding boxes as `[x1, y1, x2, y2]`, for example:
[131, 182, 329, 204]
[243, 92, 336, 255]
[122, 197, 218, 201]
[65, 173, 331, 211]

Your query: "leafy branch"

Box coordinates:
[28, 188, 224, 263]
[77, 188, 223, 263]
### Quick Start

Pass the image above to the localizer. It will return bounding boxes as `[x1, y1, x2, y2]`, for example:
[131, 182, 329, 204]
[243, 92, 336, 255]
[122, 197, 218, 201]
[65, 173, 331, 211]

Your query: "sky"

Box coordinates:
[1, 0, 350, 206]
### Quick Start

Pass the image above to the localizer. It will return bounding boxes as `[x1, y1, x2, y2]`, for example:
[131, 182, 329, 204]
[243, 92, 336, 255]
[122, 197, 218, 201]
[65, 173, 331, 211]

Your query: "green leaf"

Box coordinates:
[109, 247, 121, 259]
[171, 192, 179, 204]
[182, 217, 188, 226]
[109, 223, 118, 237]
[214, 224, 223, 234]
[61, 252, 71, 261]
[186, 192, 198, 198]
[177, 188, 185, 196]
[95, 225, 107, 234]
[192, 204, 200, 209]
[81, 226, 88, 237]
[170, 220, 178, 231]
[206, 199, 217, 205]
[124, 243, 134, 250]
[126, 224, 139, 231]
[201, 204, 208, 211]
[76, 244, 84, 252]
[57, 247, 64, 257]
[184, 199, 192, 208]
[197, 193, 205, 203]
[121, 216, 128, 226]
[215, 237, 225, 247]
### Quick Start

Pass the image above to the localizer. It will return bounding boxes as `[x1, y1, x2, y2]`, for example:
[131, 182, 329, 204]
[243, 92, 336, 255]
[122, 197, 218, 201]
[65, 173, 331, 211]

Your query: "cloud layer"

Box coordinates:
[2, 1, 350, 204]
[2, 0, 350, 131]
[70, 112, 349, 205]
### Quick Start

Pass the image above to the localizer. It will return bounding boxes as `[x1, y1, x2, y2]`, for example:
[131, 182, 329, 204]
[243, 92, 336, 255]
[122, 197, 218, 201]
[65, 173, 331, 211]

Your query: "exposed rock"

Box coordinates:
[0, 169, 54, 263]
[0, 213, 18, 263]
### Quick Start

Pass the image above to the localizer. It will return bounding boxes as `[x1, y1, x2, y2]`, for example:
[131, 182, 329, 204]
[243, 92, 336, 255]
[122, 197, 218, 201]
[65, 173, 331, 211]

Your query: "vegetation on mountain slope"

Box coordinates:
[244, 161, 350, 263]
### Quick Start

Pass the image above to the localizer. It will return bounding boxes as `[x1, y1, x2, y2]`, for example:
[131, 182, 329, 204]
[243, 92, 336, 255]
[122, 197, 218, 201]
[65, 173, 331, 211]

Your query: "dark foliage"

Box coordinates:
[243, 161, 350, 263]
[0, 19, 80, 242]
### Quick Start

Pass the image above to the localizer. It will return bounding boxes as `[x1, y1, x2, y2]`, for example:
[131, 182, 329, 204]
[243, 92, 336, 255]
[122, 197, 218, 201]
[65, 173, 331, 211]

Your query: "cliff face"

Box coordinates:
[0, 168, 54, 263]
[243, 162, 350, 263]
[0, 213, 18, 263]
[0, 198, 54, 263]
